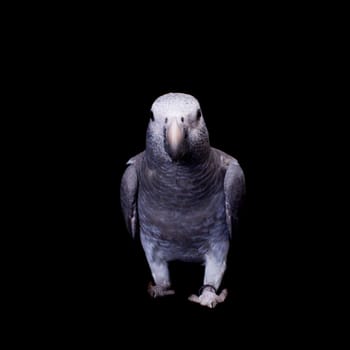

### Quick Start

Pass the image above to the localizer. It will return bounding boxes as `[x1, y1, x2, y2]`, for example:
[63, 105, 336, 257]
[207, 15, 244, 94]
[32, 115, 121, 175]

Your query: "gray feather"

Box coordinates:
[223, 158, 246, 238]
[211, 147, 246, 238]
[119, 93, 245, 301]
[120, 152, 143, 238]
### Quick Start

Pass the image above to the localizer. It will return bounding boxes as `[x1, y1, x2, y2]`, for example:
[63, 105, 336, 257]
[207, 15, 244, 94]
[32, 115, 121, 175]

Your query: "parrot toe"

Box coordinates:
[147, 282, 175, 298]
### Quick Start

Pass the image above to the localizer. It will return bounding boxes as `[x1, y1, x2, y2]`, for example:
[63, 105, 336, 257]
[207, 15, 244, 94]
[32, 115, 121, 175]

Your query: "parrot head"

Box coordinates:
[147, 93, 210, 162]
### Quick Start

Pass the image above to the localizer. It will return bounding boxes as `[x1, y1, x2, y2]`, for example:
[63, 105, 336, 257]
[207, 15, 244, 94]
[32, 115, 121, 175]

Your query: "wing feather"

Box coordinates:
[224, 159, 245, 238]
[212, 148, 245, 238]
[120, 152, 143, 238]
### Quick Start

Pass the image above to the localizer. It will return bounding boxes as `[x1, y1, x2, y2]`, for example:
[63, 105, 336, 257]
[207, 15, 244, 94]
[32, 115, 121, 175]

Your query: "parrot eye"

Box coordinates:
[196, 109, 202, 120]
[181, 117, 184, 123]
[150, 110, 154, 122]
[165, 118, 168, 124]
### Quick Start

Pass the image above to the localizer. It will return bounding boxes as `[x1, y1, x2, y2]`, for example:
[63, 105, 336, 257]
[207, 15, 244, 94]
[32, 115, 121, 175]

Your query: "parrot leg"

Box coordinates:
[188, 253, 228, 308]
[146, 259, 175, 298]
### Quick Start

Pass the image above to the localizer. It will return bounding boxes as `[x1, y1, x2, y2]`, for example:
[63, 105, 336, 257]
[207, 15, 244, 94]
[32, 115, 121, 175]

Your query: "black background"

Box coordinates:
[33, 22, 328, 344]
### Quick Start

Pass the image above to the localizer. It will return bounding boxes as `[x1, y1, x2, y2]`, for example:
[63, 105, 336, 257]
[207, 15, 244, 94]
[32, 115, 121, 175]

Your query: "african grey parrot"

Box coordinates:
[120, 92, 245, 308]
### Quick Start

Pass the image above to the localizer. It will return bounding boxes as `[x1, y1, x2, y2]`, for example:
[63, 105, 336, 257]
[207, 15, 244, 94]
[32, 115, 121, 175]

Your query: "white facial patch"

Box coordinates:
[151, 93, 200, 122]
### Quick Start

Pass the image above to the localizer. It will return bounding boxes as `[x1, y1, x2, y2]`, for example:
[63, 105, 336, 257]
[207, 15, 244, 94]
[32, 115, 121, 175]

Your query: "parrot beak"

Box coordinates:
[166, 120, 185, 161]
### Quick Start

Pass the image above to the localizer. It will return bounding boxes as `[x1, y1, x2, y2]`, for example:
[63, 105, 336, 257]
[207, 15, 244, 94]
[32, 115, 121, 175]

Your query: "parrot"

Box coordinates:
[120, 92, 245, 308]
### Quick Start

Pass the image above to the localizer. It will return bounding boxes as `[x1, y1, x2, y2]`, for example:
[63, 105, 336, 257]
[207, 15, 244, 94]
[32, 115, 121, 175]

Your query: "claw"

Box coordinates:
[188, 288, 228, 308]
[147, 282, 175, 298]
[217, 288, 228, 302]
[188, 294, 200, 303]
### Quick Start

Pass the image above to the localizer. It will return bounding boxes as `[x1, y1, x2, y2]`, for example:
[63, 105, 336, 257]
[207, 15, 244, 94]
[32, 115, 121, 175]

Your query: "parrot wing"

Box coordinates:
[120, 152, 144, 239]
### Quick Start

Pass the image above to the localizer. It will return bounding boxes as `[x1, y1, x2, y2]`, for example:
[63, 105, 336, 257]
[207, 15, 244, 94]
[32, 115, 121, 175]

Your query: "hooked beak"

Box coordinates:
[166, 120, 185, 161]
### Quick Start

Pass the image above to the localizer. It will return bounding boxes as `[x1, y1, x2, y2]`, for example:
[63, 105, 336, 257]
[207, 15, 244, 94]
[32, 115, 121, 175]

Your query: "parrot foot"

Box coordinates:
[147, 282, 175, 298]
[188, 287, 228, 308]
